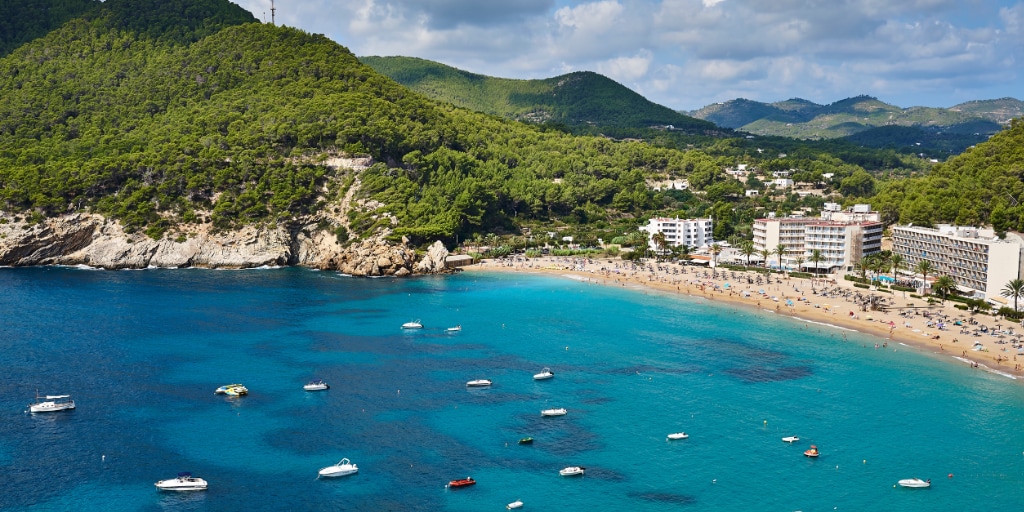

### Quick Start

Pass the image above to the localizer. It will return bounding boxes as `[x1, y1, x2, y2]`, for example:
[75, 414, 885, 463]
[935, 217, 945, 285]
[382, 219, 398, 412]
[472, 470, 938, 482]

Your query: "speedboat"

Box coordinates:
[559, 466, 585, 476]
[782, 436, 800, 443]
[804, 445, 819, 457]
[507, 499, 524, 509]
[518, 437, 534, 445]
[28, 393, 75, 413]
[223, 385, 248, 396]
[533, 368, 554, 380]
[667, 432, 689, 440]
[215, 384, 244, 394]
[541, 408, 567, 417]
[447, 477, 475, 488]
[897, 478, 931, 488]
[155, 472, 208, 491]
[466, 379, 492, 387]
[304, 379, 329, 391]
[446, 325, 462, 332]
[402, 320, 423, 329]
[318, 458, 358, 478]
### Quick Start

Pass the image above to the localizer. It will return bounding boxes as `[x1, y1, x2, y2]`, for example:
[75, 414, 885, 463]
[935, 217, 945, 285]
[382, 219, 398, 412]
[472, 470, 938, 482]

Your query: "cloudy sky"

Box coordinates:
[233, 0, 1024, 111]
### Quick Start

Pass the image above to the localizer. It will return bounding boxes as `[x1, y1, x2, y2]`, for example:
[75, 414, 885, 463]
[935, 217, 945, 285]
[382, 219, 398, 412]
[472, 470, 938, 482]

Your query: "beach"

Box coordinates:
[468, 256, 1024, 381]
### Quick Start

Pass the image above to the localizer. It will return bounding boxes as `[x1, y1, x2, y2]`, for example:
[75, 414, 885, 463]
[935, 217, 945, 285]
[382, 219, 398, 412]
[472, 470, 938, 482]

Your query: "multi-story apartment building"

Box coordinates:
[752, 204, 883, 272]
[891, 224, 1023, 301]
[640, 217, 713, 251]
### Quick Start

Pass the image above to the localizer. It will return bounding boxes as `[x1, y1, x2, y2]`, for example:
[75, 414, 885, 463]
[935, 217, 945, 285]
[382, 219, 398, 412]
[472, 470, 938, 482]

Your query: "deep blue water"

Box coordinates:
[3, 267, 1024, 511]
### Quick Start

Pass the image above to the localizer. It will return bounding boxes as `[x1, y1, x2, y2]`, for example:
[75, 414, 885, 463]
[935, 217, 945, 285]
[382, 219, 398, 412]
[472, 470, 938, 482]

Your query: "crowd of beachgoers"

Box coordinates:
[469, 256, 1024, 381]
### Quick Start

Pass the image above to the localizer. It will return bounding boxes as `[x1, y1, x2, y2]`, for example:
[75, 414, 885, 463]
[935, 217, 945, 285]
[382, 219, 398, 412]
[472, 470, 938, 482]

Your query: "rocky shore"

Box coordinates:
[0, 212, 450, 276]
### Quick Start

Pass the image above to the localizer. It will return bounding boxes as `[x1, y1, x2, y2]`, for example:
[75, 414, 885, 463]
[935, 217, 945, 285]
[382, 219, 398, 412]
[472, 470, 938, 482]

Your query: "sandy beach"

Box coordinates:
[467, 256, 1024, 382]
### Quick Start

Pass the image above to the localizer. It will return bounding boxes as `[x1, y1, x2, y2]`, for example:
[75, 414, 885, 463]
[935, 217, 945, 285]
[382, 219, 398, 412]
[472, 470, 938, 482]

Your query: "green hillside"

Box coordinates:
[864, 118, 1024, 232]
[360, 56, 716, 133]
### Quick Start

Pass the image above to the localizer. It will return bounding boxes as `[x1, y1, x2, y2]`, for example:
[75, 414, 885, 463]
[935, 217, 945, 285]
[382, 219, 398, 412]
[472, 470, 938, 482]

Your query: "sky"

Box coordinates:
[232, 0, 1024, 111]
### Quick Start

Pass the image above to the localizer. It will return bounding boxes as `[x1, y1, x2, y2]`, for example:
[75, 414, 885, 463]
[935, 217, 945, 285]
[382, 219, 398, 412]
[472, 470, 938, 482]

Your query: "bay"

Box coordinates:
[2, 267, 1023, 511]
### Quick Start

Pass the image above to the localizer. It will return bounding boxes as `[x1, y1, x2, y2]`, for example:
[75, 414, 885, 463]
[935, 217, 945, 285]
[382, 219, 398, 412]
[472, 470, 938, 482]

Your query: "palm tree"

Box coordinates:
[1001, 278, 1024, 311]
[916, 260, 933, 295]
[890, 253, 903, 284]
[794, 255, 805, 274]
[774, 244, 787, 272]
[740, 241, 756, 268]
[933, 275, 956, 303]
[651, 232, 668, 261]
[710, 243, 722, 278]
[809, 249, 824, 276]
[759, 248, 771, 270]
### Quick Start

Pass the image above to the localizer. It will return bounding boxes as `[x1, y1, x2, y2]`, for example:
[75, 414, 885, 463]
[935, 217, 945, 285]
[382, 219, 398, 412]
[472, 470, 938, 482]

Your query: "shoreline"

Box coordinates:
[466, 257, 1024, 382]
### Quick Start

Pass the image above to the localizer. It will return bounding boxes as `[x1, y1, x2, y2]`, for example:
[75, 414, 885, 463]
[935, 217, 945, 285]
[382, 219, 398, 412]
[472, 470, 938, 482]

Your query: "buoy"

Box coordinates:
[863, 460, 866, 464]
[948, 473, 953, 478]
[763, 420, 767, 426]
[102, 455, 106, 462]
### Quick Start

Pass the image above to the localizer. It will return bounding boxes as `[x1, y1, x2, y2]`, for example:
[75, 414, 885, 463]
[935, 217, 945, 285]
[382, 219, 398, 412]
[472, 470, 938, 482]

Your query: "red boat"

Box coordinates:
[447, 477, 476, 488]
[804, 445, 820, 458]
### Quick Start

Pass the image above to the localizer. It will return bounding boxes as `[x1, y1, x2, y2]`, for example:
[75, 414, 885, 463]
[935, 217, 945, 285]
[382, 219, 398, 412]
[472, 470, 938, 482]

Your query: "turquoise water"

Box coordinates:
[3, 267, 1024, 511]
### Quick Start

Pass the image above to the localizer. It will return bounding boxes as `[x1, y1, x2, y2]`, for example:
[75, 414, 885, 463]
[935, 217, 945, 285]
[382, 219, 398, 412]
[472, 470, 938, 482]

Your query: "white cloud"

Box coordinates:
[596, 50, 654, 82]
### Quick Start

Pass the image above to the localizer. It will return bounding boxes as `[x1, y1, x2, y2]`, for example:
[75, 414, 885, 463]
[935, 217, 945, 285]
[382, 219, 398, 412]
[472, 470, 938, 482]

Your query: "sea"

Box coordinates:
[2, 267, 1024, 511]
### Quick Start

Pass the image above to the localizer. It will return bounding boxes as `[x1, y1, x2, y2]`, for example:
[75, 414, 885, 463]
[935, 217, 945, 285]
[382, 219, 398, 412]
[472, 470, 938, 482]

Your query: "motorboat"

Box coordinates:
[897, 478, 931, 488]
[318, 458, 358, 478]
[155, 472, 208, 491]
[446, 325, 462, 332]
[804, 445, 820, 457]
[533, 367, 554, 380]
[518, 437, 534, 445]
[402, 320, 423, 329]
[541, 408, 567, 417]
[447, 477, 475, 488]
[507, 499, 524, 509]
[28, 393, 75, 413]
[223, 385, 248, 396]
[215, 384, 244, 394]
[466, 379, 492, 387]
[304, 379, 329, 391]
[559, 466, 585, 476]
[782, 436, 800, 443]
[667, 432, 689, 440]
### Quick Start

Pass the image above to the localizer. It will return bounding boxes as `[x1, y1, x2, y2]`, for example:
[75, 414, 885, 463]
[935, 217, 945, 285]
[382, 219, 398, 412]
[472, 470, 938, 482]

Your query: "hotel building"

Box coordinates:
[890, 224, 1023, 301]
[640, 217, 713, 251]
[752, 204, 883, 272]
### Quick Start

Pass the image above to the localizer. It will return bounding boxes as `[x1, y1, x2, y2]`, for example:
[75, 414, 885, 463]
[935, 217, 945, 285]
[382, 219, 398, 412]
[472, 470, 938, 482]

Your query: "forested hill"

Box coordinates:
[360, 56, 716, 134]
[0, 0, 747, 245]
[0, 0, 98, 57]
[869, 118, 1024, 233]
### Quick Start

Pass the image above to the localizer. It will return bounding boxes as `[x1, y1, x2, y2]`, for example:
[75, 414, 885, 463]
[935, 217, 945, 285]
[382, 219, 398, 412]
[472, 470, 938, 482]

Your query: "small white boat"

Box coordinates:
[466, 379, 492, 387]
[667, 432, 689, 440]
[782, 436, 800, 443]
[897, 478, 930, 488]
[541, 408, 567, 417]
[507, 499, 524, 509]
[318, 458, 358, 478]
[215, 384, 244, 394]
[447, 325, 462, 332]
[402, 320, 423, 329]
[304, 379, 329, 391]
[559, 466, 585, 476]
[28, 393, 75, 413]
[223, 385, 248, 396]
[155, 472, 208, 491]
[533, 368, 554, 380]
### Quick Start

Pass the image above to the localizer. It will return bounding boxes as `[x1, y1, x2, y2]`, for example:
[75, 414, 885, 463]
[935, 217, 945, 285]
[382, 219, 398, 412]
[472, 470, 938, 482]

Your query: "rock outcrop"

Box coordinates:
[0, 212, 451, 276]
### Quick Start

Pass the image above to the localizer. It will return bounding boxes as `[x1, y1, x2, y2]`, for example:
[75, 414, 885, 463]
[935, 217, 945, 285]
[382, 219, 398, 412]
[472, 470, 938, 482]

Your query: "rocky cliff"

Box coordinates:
[0, 212, 450, 276]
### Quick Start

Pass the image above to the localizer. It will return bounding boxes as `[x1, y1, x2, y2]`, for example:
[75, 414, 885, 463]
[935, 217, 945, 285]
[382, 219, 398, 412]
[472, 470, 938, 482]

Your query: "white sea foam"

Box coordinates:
[795, 318, 858, 332]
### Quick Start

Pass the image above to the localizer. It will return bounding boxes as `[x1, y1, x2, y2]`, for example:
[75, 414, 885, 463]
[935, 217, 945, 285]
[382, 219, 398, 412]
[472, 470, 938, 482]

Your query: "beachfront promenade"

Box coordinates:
[470, 256, 1024, 381]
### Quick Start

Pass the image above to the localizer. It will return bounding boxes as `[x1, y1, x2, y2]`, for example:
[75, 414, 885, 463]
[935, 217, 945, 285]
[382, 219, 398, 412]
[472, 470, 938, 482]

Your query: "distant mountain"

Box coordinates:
[360, 56, 716, 134]
[690, 95, 1020, 137]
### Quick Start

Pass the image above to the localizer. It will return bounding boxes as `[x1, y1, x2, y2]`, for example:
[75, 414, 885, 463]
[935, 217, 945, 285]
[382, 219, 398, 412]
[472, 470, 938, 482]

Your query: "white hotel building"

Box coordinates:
[640, 217, 713, 251]
[752, 204, 883, 272]
[890, 224, 1023, 301]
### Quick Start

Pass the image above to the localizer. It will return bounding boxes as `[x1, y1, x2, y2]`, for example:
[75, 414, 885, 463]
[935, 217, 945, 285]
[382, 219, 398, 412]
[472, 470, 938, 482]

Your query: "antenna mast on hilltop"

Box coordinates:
[271, 0, 276, 26]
